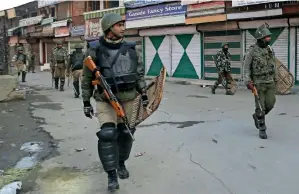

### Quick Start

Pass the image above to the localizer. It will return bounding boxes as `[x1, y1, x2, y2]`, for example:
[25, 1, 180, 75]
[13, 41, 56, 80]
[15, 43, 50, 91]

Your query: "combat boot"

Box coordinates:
[21, 71, 26, 82]
[54, 78, 59, 89]
[107, 170, 119, 191]
[117, 161, 129, 179]
[252, 113, 267, 139]
[60, 78, 65, 91]
[259, 130, 267, 139]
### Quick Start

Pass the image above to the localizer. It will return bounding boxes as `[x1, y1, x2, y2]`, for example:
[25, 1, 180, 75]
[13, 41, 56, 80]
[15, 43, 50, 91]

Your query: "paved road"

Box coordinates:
[20, 71, 299, 194]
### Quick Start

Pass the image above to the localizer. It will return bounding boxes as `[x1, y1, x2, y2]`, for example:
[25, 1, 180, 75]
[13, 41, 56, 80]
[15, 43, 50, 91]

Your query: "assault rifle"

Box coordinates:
[83, 56, 135, 141]
[252, 86, 263, 113]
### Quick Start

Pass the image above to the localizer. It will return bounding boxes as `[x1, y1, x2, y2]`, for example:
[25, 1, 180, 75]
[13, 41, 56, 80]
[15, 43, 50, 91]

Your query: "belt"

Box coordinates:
[56, 60, 64, 63]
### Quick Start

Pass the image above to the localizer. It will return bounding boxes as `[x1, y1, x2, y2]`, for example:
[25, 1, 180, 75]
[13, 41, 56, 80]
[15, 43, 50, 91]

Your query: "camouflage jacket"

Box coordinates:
[81, 39, 146, 103]
[50, 47, 68, 68]
[215, 50, 231, 72]
[243, 43, 278, 84]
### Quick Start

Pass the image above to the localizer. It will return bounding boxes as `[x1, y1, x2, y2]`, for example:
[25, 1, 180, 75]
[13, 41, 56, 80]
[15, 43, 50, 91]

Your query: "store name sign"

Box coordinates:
[232, 0, 289, 7]
[126, 2, 187, 21]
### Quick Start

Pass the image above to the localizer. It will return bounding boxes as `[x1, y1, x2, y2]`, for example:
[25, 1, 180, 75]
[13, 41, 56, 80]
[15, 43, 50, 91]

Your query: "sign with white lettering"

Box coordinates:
[232, 0, 288, 7]
[126, 2, 187, 21]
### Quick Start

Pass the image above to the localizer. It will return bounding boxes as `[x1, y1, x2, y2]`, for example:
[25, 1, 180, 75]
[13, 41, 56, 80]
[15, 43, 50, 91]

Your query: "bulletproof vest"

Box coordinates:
[56, 48, 65, 61]
[96, 43, 138, 92]
[71, 52, 84, 70]
[17, 54, 26, 64]
[251, 44, 276, 78]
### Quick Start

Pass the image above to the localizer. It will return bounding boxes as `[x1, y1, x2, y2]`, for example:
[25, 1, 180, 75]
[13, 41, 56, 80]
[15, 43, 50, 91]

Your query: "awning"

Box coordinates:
[41, 17, 55, 25]
[84, 7, 125, 20]
[51, 19, 70, 28]
[19, 15, 44, 27]
[8, 26, 21, 36]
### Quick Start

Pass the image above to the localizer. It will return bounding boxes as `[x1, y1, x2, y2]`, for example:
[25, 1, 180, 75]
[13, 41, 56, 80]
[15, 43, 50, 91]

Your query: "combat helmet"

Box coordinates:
[221, 42, 229, 48]
[101, 13, 124, 32]
[75, 44, 83, 49]
[56, 40, 64, 45]
[254, 23, 272, 40]
[17, 46, 23, 51]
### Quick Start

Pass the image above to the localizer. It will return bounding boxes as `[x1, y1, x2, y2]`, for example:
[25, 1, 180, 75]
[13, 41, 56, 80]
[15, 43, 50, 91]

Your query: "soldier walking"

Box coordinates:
[81, 13, 149, 191]
[67, 44, 85, 98]
[11, 46, 28, 82]
[211, 42, 234, 95]
[50, 41, 68, 91]
[243, 23, 277, 139]
[27, 47, 36, 73]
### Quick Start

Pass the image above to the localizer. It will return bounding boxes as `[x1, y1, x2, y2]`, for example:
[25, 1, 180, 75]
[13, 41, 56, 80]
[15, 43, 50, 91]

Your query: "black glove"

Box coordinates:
[83, 101, 94, 119]
[141, 91, 149, 107]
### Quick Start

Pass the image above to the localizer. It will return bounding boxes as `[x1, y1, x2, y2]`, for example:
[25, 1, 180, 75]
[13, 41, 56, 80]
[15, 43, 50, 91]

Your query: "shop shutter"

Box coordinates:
[204, 30, 242, 80]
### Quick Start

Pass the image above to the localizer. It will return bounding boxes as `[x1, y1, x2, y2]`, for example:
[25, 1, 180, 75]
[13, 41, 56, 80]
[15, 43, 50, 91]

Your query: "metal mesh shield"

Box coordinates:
[275, 58, 294, 95]
[130, 67, 167, 128]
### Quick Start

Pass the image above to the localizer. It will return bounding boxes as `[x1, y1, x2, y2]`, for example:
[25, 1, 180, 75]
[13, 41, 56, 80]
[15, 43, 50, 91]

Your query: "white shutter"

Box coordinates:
[297, 28, 299, 81]
[144, 36, 156, 74]
[245, 30, 256, 51]
[171, 35, 183, 76]
[157, 36, 171, 76]
[272, 28, 288, 67]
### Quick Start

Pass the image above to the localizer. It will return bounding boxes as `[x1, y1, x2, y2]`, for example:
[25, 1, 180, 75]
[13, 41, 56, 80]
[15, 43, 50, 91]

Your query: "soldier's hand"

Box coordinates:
[83, 101, 94, 119]
[246, 81, 254, 91]
[141, 91, 149, 107]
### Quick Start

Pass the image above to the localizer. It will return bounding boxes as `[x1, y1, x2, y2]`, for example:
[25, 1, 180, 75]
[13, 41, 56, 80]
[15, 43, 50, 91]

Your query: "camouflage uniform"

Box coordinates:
[81, 13, 148, 191]
[50, 41, 69, 91]
[27, 48, 36, 73]
[11, 46, 29, 82]
[211, 42, 234, 95]
[244, 23, 278, 139]
[67, 44, 85, 98]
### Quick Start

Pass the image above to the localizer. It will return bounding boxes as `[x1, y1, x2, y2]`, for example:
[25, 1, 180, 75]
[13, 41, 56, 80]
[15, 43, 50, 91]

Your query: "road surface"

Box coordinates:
[17, 71, 299, 194]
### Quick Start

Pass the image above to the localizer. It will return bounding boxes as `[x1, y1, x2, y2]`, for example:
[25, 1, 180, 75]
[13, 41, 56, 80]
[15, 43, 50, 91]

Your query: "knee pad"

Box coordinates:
[96, 123, 118, 141]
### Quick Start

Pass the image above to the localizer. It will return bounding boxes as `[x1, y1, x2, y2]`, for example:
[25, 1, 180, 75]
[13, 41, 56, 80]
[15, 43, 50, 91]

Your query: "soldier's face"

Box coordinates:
[57, 44, 62, 48]
[111, 22, 125, 38]
[18, 50, 23, 54]
[264, 36, 271, 42]
[224, 45, 228, 49]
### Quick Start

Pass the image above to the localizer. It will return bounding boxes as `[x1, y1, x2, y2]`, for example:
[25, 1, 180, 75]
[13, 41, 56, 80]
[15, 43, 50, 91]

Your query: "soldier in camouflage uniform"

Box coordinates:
[82, 13, 148, 191]
[11, 46, 29, 82]
[27, 48, 36, 73]
[211, 42, 234, 95]
[50, 41, 68, 91]
[244, 23, 277, 139]
[67, 44, 85, 98]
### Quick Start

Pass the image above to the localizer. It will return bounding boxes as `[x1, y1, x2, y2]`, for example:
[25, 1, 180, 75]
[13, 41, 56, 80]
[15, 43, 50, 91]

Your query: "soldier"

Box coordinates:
[67, 44, 85, 98]
[27, 48, 36, 73]
[50, 41, 68, 91]
[81, 13, 149, 191]
[211, 42, 234, 95]
[11, 46, 28, 82]
[243, 23, 277, 139]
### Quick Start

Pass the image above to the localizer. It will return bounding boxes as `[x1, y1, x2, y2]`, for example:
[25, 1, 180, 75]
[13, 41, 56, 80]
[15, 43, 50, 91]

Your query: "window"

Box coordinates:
[50, 7, 55, 17]
[88, 1, 100, 11]
[104, 1, 119, 9]
[31, 12, 37, 17]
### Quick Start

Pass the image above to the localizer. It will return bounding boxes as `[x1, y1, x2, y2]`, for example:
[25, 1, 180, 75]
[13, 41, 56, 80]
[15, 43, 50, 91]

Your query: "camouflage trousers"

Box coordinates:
[72, 69, 82, 82]
[27, 63, 35, 72]
[213, 71, 233, 88]
[96, 100, 134, 127]
[254, 82, 276, 115]
[54, 63, 66, 79]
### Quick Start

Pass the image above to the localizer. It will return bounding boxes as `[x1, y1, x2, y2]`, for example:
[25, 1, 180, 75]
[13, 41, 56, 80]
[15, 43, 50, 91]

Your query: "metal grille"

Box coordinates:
[0, 26, 9, 75]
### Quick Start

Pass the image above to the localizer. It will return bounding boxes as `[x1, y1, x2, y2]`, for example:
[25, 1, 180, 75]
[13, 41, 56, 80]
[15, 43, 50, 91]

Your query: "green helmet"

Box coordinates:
[17, 47, 23, 51]
[56, 40, 63, 45]
[254, 23, 272, 40]
[101, 13, 124, 32]
[221, 42, 229, 48]
[75, 44, 83, 49]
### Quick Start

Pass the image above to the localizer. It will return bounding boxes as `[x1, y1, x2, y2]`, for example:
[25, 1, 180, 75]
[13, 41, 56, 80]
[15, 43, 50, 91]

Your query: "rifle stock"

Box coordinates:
[83, 56, 135, 140]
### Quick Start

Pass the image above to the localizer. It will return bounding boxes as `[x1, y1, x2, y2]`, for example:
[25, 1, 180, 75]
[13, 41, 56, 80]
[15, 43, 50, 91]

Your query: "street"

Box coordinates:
[4, 71, 299, 194]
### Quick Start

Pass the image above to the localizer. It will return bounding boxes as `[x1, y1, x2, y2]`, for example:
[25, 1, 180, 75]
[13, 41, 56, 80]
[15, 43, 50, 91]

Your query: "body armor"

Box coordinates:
[56, 49, 66, 62]
[17, 54, 26, 64]
[96, 43, 138, 92]
[71, 52, 84, 71]
[250, 44, 276, 83]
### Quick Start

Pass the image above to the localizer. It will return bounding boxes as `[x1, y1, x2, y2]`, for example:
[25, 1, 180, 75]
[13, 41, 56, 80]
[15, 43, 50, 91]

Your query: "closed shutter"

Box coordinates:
[297, 28, 299, 82]
[204, 30, 242, 80]
[246, 27, 288, 68]
[144, 35, 170, 76]
[171, 34, 201, 79]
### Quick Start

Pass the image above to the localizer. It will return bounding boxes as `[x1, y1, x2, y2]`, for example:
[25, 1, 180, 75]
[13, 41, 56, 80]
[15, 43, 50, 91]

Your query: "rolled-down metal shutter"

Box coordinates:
[204, 30, 242, 80]
[171, 34, 201, 79]
[144, 35, 170, 76]
[297, 28, 299, 82]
